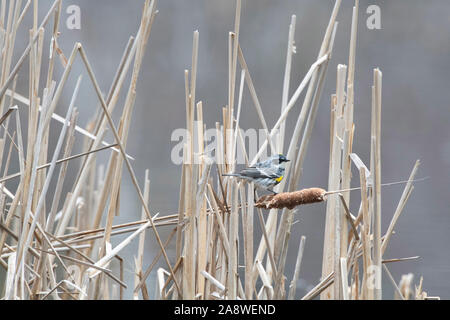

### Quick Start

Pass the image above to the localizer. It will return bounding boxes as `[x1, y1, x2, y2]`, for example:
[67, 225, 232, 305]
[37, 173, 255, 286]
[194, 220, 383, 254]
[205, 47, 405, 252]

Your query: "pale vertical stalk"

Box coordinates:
[34, 28, 47, 228]
[275, 22, 338, 282]
[340, 1, 358, 261]
[278, 14, 296, 153]
[19, 76, 81, 278]
[204, 194, 216, 299]
[0, 0, 19, 117]
[196, 102, 207, 298]
[45, 0, 62, 89]
[229, 0, 241, 115]
[226, 0, 241, 170]
[0, 0, 6, 29]
[372, 68, 382, 299]
[322, 63, 346, 300]
[15, 78, 50, 272]
[244, 182, 254, 299]
[32, 110, 78, 297]
[227, 181, 239, 299]
[340, 257, 349, 300]
[189, 31, 199, 157]
[359, 167, 372, 299]
[182, 29, 199, 299]
[183, 162, 197, 299]
[175, 160, 186, 261]
[290, 23, 337, 188]
[133, 169, 150, 299]
[103, 0, 151, 246]
[0, 110, 24, 257]
[4, 252, 16, 299]
[22, 28, 37, 220]
[231, 69, 245, 173]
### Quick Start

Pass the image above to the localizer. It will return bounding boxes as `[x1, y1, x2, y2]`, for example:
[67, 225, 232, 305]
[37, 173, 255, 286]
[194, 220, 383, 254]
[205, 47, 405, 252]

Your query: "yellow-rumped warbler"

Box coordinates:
[222, 154, 290, 194]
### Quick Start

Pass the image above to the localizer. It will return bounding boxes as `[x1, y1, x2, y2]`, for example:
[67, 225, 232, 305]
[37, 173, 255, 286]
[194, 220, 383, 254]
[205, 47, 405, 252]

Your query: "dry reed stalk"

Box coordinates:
[32, 100, 78, 297]
[249, 52, 330, 167]
[133, 169, 150, 299]
[102, 0, 153, 247]
[134, 227, 177, 295]
[1, 0, 56, 108]
[334, 64, 348, 299]
[275, 20, 338, 294]
[340, 2, 358, 261]
[321, 62, 345, 300]
[302, 272, 334, 300]
[383, 265, 406, 300]
[207, 184, 231, 260]
[372, 68, 383, 299]
[227, 181, 239, 299]
[0, 0, 432, 301]
[6, 89, 132, 159]
[382, 160, 420, 254]
[76, 4, 180, 298]
[278, 14, 296, 154]
[287, 235, 305, 300]
[244, 182, 254, 299]
[181, 28, 199, 299]
[359, 167, 372, 299]
[20, 76, 81, 275]
[340, 257, 349, 299]
[56, 30, 142, 235]
[237, 46, 275, 155]
[196, 102, 208, 299]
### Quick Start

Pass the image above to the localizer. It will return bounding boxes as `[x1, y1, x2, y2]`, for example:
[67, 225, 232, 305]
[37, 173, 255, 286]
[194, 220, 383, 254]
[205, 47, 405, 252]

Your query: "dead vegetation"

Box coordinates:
[0, 0, 437, 300]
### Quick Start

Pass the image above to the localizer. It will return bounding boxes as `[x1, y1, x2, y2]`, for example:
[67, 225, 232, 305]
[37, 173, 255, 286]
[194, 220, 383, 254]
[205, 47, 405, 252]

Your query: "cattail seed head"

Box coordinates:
[255, 188, 326, 210]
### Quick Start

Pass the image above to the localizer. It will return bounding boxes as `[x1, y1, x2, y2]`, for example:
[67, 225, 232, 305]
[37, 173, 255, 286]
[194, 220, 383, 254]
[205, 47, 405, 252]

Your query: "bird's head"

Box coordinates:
[277, 154, 290, 164]
[267, 154, 290, 167]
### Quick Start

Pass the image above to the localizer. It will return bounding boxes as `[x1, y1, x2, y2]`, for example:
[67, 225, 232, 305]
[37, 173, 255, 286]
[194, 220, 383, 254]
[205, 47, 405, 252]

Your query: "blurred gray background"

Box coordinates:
[10, 0, 450, 298]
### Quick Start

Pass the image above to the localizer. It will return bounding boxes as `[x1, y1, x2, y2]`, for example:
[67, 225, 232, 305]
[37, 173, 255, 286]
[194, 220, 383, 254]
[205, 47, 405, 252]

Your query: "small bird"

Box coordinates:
[222, 154, 290, 194]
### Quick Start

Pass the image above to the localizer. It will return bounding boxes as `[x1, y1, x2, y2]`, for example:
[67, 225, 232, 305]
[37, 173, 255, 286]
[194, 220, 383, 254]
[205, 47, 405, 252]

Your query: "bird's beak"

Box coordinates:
[286, 159, 290, 162]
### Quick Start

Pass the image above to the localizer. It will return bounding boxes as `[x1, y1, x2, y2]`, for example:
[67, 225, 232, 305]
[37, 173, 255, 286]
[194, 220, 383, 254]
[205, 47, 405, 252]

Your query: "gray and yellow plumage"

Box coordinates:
[222, 154, 290, 194]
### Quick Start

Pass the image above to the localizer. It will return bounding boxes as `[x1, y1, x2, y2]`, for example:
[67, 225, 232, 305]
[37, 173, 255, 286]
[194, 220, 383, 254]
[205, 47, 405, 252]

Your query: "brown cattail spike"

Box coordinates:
[255, 188, 326, 210]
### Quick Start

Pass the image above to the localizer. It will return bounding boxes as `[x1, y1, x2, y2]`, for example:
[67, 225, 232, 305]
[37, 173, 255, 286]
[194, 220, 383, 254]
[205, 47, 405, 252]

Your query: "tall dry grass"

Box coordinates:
[0, 0, 438, 300]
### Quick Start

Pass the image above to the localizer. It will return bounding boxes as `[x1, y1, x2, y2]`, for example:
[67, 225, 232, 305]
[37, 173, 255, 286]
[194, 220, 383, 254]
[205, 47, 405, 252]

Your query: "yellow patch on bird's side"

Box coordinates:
[275, 175, 283, 183]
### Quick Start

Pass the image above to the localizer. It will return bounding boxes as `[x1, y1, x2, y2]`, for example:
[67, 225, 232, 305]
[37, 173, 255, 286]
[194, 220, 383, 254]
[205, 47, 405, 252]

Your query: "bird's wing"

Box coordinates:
[239, 166, 279, 179]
